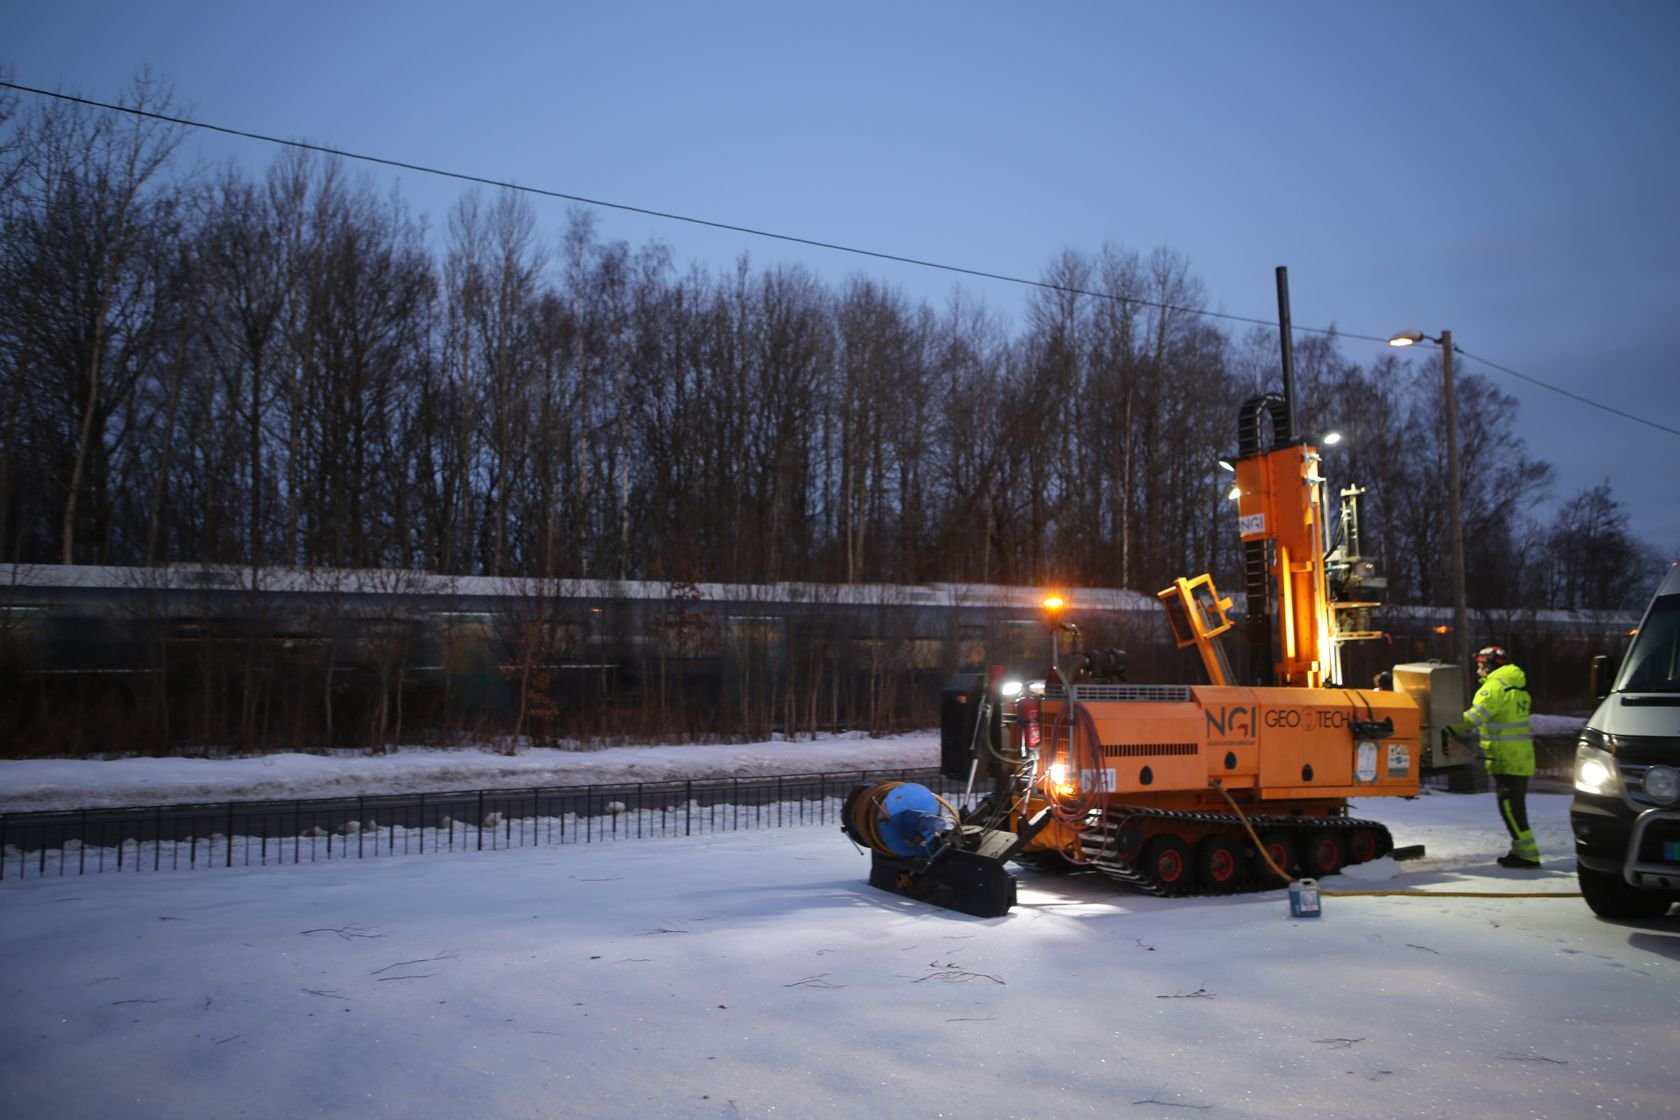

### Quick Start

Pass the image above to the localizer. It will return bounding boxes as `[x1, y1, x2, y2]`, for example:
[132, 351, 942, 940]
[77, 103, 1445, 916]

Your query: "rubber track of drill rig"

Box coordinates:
[1078, 807, 1394, 897]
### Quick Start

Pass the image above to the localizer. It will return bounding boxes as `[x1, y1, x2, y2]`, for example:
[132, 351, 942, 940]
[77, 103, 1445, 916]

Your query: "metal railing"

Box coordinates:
[0, 767, 964, 881]
[4, 743, 1581, 882]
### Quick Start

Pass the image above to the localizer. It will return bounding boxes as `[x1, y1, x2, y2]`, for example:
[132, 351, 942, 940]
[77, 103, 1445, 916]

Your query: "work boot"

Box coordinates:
[1497, 854, 1542, 869]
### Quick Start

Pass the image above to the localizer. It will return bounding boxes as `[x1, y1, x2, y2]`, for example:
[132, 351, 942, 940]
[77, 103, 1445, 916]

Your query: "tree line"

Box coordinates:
[0, 76, 1661, 613]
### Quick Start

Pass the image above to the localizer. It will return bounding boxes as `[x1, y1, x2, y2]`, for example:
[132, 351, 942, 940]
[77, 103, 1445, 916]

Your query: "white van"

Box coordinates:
[1570, 562, 1680, 919]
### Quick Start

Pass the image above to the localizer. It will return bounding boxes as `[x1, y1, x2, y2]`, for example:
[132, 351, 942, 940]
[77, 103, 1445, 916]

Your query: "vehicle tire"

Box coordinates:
[1143, 835, 1193, 892]
[1253, 831, 1296, 884]
[1300, 830, 1346, 877]
[1348, 828, 1381, 865]
[1577, 863, 1676, 920]
[1196, 835, 1246, 891]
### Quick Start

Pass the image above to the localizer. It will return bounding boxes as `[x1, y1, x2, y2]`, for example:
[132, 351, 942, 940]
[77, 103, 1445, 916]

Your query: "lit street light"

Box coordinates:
[1389, 328, 1469, 676]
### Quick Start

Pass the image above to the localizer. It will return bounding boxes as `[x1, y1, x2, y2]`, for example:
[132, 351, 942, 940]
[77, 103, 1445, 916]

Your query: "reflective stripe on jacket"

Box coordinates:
[1449, 663, 1534, 776]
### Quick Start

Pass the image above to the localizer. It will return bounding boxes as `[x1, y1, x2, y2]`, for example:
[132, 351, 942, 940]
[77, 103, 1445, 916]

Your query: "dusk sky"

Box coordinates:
[7, 1, 1678, 554]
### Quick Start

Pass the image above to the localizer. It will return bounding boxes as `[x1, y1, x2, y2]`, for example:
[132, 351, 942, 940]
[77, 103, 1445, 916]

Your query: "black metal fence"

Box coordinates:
[0, 768, 964, 881]
[3, 744, 1580, 882]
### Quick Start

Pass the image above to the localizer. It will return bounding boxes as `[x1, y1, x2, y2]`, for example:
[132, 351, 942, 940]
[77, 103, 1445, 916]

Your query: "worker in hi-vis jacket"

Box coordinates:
[1445, 645, 1540, 869]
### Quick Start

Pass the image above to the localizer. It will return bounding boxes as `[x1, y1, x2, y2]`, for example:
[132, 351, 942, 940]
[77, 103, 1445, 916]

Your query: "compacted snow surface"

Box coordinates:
[2, 730, 1675, 1119]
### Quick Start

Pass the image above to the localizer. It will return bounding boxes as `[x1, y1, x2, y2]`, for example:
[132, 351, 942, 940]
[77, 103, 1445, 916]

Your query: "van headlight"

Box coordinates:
[1574, 743, 1620, 797]
[1644, 765, 1680, 805]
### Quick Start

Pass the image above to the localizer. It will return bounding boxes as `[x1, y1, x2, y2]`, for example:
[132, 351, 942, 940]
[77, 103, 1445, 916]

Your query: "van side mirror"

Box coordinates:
[1589, 653, 1611, 702]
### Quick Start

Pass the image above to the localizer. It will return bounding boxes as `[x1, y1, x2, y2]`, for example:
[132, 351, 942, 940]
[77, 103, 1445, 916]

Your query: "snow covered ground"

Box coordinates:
[0, 733, 949, 814]
[3, 726, 1676, 1120]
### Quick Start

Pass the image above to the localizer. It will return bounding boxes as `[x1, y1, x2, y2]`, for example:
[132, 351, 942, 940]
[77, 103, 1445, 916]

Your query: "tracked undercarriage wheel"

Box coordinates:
[1253, 831, 1296, 884]
[1300, 830, 1346, 878]
[1348, 828, 1381, 866]
[1143, 835, 1193, 891]
[1112, 816, 1148, 864]
[1195, 836, 1246, 891]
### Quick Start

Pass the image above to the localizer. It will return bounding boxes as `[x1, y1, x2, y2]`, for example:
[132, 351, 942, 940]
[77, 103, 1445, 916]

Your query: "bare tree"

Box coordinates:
[743, 266, 832, 581]
[2, 73, 186, 564]
[492, 574, 582, 750]
[193, 165, 298, 571]
[353, 567, 447, 751]
[648, 573, 720, 737]
[1545, 482, 1642, 610]
[628, 262, 705, 582]
[833, 279, 897, 582]
[444, 189, 546, 575]
[291, 166, 435, 568]
[1082, 245, 1146, 585]
[925, 292, 1013, 584]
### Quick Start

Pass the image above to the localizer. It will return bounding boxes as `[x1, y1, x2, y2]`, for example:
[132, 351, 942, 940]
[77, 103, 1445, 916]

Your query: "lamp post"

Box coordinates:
[1389, 328, 1469, 675]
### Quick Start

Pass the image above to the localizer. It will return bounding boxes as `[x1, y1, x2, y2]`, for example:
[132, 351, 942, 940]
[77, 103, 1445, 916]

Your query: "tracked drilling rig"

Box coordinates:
[842, 275, 1449, 916]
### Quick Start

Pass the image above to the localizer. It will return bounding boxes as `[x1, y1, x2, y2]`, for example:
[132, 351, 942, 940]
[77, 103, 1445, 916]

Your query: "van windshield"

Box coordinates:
[1614, 593, 1680, 692]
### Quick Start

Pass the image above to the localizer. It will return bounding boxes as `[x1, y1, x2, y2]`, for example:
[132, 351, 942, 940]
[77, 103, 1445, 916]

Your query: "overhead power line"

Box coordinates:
[1453, 348, 1679, 438]
[4, 80, 1677, 440]
[6, 84, 1266, 324]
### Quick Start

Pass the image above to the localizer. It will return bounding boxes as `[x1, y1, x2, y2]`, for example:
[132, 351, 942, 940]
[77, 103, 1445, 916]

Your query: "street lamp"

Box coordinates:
[1216, 459, 1242, 500]
[1389, 328, 1469, 676]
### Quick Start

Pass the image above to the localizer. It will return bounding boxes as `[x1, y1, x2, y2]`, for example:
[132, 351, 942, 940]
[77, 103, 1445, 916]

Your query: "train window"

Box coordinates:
[270, 633, 331, 663]
[0, 605, 39, 637]
[726, 617, 786, 692]
[654, 608, 719, 658]
[995, 619, 1051, 678]
[484, 614, 583, 663]
[847, 637, 946, 671]
[435, 617, 496, 673]
[551, 620, 583, 657]
[908, 638, 947, 670]
[727, 616, 785, 655]
[849, 638, 899, 671]
[955, 624, 986, 670]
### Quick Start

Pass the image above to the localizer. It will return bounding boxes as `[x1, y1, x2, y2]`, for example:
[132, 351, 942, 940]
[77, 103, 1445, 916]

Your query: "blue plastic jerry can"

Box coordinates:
[1288, 878, 1322, 918]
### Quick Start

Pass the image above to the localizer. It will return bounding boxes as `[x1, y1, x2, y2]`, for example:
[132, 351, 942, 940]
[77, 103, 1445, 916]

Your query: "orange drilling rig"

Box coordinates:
[843, 388, 1439, 917]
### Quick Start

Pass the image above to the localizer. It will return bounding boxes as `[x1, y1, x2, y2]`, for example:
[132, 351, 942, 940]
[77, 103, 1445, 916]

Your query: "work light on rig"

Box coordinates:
[1041, 594, 1067, 626]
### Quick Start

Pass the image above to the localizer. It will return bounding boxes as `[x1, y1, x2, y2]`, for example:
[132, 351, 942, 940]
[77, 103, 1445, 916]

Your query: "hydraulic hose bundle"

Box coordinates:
[841, 779, 1024, 918]
[1037, 699, 1106, 864]
[841, 780, 960, 858]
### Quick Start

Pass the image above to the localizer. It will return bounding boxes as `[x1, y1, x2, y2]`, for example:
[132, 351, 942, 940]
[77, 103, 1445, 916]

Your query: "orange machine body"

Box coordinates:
[1015, 682, 1421, 860]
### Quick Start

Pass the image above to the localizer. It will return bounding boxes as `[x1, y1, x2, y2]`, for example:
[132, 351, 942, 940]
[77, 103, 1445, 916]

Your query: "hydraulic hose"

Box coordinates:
[1209, 782, 1582, 900]
[844, 781, 961, 858]
[1040, 700, 1107, 865]
[1044, 701, 1105, 820]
